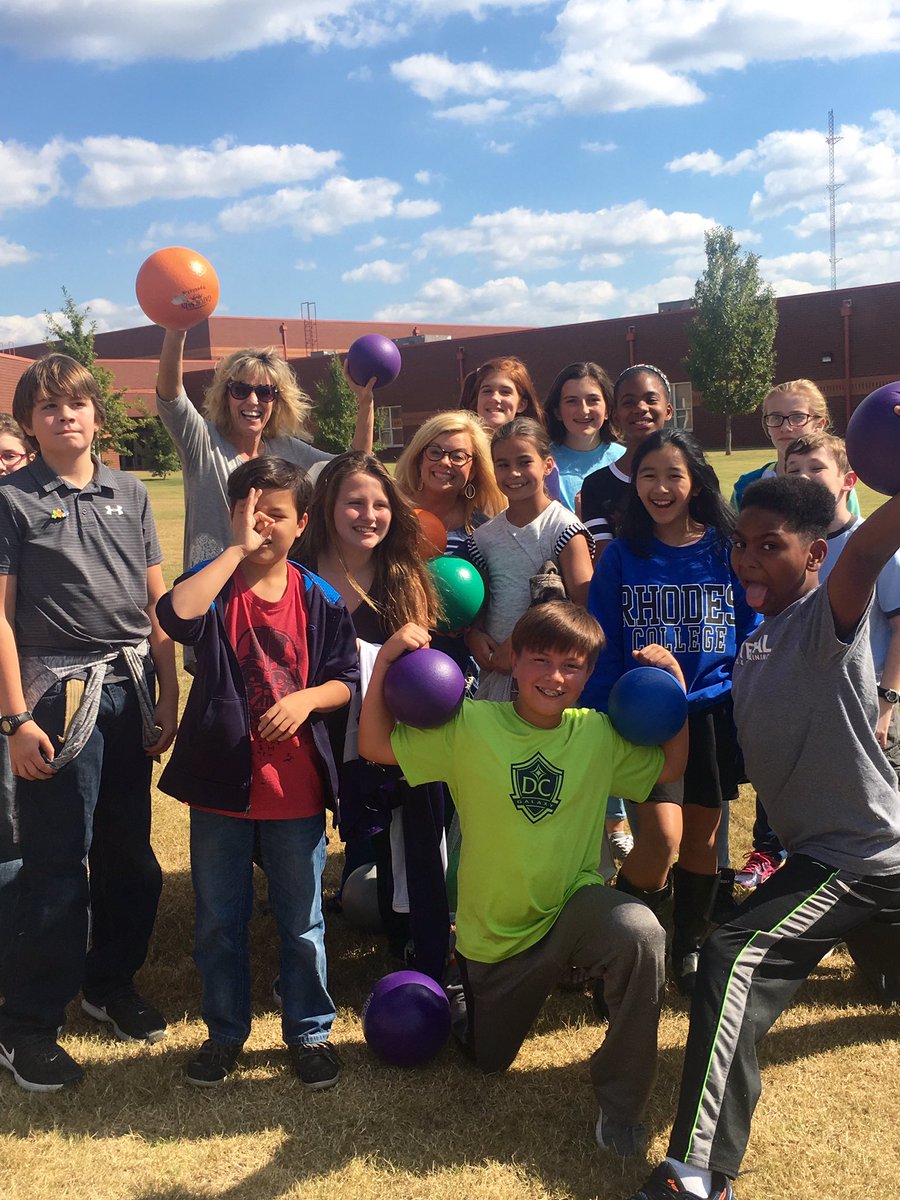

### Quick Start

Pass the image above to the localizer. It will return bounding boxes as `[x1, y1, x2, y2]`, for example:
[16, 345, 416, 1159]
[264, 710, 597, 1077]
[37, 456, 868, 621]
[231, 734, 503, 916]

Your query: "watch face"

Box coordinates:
[0, 718, 13, 735]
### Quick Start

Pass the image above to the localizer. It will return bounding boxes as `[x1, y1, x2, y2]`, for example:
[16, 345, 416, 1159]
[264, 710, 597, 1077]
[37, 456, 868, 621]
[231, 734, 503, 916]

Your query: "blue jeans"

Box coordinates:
[190, 808, 334, 1046]
[0, 678, 161, 1037]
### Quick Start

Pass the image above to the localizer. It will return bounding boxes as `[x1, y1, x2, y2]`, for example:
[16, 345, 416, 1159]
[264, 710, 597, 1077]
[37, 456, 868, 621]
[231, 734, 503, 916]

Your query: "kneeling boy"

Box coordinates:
[359, 601, 687, 1156]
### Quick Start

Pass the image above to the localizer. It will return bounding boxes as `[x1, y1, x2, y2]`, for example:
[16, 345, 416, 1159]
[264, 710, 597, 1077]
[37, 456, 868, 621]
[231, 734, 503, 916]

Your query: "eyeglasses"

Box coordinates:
[423, 444, 473, 466]
[762, 411, 813, 429]
[226, 380, 278, 403]
[0, 450, 28, 467]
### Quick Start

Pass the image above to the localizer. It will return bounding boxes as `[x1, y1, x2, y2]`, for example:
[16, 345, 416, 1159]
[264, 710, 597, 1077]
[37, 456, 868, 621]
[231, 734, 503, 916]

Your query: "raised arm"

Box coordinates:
[157, 328, 187, 403]
[358, 623, 431, 764]
[170, 488, 271, 619]
[343, 363, 376, 454]
[829, 430, 900, 639]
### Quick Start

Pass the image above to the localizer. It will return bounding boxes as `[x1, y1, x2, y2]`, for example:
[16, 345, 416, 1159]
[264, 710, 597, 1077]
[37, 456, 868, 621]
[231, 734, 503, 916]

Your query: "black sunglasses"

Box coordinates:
[227, 380, 278, 403]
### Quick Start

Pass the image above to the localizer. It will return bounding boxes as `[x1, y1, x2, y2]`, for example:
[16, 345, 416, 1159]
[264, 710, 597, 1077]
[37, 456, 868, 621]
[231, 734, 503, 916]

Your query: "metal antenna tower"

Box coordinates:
[826, 109, 842, 290]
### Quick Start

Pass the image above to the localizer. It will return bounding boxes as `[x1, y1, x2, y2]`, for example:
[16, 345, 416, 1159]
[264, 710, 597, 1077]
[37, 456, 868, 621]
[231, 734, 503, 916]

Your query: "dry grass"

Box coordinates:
[2, 462, 897, 1200]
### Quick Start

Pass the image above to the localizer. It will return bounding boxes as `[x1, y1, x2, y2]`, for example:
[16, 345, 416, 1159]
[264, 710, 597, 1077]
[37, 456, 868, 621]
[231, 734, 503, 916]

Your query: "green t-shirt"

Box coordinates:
[391, 700, 663, 964]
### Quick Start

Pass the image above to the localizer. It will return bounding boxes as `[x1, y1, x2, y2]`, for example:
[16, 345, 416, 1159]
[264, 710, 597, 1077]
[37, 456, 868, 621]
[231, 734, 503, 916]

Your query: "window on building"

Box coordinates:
[671, 382, 693, 432]
[376, 405, 404, 448]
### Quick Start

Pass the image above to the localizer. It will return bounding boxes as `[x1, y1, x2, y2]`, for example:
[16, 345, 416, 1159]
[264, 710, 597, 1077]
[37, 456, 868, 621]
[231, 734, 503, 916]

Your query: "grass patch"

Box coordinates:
[2, 469, 896, 1200]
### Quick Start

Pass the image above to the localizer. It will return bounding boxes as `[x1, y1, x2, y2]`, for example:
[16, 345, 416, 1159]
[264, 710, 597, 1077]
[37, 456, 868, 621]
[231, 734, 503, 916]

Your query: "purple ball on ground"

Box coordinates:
[383, 647, 465, 729]
[845, 381, 900, 496]
[346, 333, 402, 389]
[608, 665, 687, 746]
[362, 970, 451, 1066]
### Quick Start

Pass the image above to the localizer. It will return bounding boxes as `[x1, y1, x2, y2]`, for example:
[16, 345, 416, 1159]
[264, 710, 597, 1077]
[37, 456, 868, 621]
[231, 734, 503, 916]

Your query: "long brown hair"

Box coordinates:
[461, 356, 545, 426]
[297, 451, 440, 631]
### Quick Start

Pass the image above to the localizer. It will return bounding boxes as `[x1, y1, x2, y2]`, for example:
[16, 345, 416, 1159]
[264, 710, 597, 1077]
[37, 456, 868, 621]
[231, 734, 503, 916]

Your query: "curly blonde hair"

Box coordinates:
[395, 410, 505, 530]
[203, 348, 313, 441]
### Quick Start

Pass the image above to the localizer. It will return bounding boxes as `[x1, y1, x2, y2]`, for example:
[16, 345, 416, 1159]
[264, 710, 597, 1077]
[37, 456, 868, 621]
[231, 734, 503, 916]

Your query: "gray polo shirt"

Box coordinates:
[0, 457, 161, 654]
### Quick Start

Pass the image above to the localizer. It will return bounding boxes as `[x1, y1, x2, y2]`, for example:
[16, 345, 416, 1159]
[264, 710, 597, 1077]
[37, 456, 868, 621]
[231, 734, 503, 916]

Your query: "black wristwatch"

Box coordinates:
[0, 711, 33, 736]
[877, 685, 900, 705]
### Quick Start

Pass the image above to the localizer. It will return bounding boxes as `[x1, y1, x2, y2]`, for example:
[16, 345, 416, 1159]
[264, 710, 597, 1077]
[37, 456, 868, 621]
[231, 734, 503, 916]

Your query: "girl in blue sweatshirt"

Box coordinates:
[582, 430, 759, 995]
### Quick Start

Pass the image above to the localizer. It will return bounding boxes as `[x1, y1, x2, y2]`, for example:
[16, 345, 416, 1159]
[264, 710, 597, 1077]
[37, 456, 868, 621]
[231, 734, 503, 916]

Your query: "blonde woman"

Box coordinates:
[395, 410, 505, 554]
[157, 328, 374, 571]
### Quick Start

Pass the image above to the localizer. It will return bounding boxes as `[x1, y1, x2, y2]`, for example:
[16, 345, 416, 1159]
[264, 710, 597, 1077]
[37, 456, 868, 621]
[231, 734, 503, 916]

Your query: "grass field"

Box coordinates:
[2, 450, 897, 1200]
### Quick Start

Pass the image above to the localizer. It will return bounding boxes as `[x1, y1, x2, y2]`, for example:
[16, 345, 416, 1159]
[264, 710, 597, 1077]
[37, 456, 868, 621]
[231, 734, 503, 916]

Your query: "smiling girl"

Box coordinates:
[582, 429, 759, 996]
[541, 362, 624, 512]
[466, 418, 593, 702]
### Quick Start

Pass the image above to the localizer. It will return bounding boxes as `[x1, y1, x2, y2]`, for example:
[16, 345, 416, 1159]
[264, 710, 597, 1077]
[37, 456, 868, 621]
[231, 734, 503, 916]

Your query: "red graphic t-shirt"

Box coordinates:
[218, 567, 325, 819]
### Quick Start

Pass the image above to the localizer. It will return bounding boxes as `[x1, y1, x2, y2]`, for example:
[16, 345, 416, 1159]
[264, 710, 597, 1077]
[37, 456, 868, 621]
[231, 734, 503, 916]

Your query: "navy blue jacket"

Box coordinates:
[157, 563, 359, 815]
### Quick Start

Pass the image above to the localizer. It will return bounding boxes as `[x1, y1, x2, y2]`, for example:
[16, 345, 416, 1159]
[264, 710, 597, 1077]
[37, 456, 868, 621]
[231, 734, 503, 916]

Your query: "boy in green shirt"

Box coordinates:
[360, 600, 687, 1156]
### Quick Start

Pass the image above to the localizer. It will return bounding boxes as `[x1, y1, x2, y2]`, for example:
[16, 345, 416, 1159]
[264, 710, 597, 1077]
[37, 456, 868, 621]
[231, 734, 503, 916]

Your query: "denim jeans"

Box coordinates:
[0, 677, 161, 1037]
[189, 808, 334, 1046]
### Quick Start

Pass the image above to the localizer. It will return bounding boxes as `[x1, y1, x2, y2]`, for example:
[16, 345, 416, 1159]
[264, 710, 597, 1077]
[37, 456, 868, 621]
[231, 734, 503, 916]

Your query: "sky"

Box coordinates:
[2, 1, 900, 347]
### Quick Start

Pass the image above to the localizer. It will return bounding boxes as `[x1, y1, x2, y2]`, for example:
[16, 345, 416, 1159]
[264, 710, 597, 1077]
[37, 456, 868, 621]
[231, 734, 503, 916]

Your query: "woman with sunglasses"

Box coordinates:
[730, 379, 860, 514]
[156, 328, 375, 572]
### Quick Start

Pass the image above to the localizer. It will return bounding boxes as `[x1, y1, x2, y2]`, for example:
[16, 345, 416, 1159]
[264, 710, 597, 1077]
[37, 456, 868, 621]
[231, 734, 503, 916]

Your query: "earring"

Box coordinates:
[464, 482, 476, 500]
[416, 478, 424, 492]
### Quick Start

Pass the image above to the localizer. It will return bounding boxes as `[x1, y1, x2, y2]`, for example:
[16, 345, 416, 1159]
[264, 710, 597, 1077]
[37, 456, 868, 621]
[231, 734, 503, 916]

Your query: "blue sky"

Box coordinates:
[2, 1, 900, 346]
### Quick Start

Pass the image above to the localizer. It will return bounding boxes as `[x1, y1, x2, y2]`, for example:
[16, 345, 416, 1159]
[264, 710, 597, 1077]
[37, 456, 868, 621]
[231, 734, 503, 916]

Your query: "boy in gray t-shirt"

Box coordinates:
[629, 473, 900, 1200]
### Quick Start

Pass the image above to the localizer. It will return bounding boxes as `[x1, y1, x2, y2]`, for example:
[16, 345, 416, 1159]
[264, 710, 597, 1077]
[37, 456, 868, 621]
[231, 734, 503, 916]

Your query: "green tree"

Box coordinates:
[44, 287, 139, 458]
[133, 416, 181, 478]
[312, 352, 359, 455]
[684, 226, 778, 454]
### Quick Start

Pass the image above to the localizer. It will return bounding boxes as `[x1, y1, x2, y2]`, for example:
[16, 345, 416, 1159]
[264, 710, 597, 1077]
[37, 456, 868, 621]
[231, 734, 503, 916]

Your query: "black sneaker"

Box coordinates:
[629, 1160, 733, 1200]
[288, 1041, 341, 1089]
[82, 988, 167, 1043]
[0, 1032, 84, 1092]
[185, 1039, 242, 1087]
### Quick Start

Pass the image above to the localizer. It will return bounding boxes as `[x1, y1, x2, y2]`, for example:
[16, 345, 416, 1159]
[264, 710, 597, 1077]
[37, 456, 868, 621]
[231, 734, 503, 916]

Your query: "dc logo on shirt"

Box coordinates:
[509, 753, 564, 824]
[105, 504, 125, 516]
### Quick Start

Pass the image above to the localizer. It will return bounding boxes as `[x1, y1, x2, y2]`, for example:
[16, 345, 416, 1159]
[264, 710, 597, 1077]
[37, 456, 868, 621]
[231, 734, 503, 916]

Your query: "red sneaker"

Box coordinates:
[734, 850, 781, 889]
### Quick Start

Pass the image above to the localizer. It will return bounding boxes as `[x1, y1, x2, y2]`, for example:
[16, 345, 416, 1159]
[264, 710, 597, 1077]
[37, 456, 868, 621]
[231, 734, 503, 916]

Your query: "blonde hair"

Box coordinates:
[395, 410, 505, 530]
[203, 347, 312, 441]
[784, 430, 850, 476]
[762, 379, 831, 429]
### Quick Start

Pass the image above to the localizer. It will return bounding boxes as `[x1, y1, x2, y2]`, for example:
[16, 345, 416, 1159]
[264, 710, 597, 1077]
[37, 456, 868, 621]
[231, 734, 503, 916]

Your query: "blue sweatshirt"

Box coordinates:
[581, 528, 761, 713]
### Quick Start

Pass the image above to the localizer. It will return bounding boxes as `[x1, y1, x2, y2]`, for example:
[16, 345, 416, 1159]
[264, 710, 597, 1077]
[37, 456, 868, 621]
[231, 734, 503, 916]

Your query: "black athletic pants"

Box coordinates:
[668, 853, 900, 1179]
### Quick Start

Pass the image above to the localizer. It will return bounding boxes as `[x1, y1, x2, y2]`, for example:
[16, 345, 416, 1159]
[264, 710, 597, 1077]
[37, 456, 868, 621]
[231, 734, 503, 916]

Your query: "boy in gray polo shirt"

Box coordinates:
[629, 473, 900, 1200]
[0, 354, 178, 1092]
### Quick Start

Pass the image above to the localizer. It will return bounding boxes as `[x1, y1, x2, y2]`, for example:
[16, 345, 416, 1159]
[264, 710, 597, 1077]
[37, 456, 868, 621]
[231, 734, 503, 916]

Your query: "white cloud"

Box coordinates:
[484, 140, 513, 155]
[0, 0, 550, 64]
[435, 99, 510, 124]
[138, 221, 217, 251]
[395, 198, 441, 218]
[0, 237, 33, 267]
[341, 258, 407, 283]
[621, 276, 698, 316]
[391, 2, 900, 121]
[0, 295, 149, 349]
[414, 170, 432, 185]
[0, 139, 67, 212]
[294, 258, 318, 270]
[74, 136, 340, 207]
[375, 274, 618, 325]
[665, 109, 900, 285]
[420, 200, 717, 270]
[582, 141, 617, 154]
[218, 175, 437, 236]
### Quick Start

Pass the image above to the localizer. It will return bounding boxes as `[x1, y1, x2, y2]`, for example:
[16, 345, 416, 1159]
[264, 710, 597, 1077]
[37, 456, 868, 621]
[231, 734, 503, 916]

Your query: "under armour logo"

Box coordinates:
[105, 505, 124, 515]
